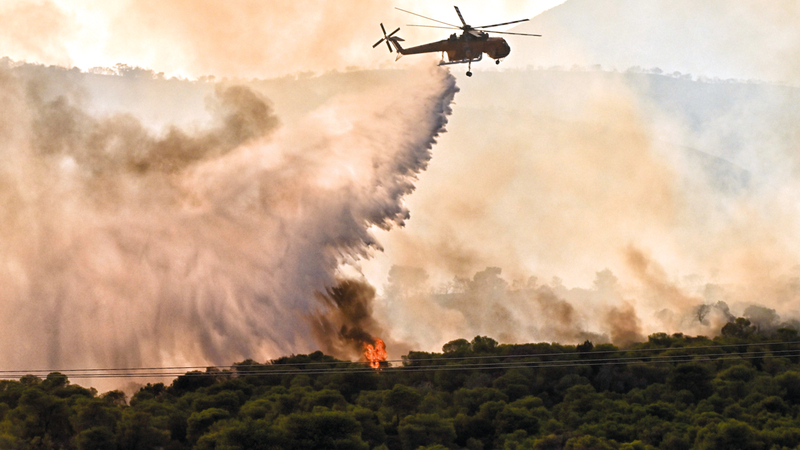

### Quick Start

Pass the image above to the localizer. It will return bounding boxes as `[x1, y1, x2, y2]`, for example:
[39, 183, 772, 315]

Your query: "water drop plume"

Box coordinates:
[0, 62, 458, 388]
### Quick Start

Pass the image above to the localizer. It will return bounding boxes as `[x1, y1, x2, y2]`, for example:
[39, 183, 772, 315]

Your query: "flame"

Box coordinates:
[364, 338, 387, 369]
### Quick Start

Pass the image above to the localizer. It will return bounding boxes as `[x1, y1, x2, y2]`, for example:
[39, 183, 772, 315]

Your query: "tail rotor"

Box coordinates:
[373, 23, 401, 52]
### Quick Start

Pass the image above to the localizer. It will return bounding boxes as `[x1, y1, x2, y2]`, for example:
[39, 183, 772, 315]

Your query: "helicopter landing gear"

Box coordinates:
[466, 59, 473, 77]
[466, 71, 472, 77]
[496, 59, 501, 65]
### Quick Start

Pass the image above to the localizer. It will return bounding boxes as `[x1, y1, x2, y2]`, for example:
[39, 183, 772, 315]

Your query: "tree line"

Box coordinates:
[1, 317, 800, 449]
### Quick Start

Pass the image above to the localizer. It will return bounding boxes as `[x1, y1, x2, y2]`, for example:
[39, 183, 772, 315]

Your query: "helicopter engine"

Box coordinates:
[488, 39, 511, 59]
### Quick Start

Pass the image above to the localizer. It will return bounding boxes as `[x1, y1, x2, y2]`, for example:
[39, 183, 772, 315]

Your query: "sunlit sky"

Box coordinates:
[3, 0, 567, 78]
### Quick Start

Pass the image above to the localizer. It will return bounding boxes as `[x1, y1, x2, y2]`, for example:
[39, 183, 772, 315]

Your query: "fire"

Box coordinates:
[364, 338, 387, 369]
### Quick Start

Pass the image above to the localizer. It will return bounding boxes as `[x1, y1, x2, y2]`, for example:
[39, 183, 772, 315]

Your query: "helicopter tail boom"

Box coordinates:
[388, 37, 406, 59]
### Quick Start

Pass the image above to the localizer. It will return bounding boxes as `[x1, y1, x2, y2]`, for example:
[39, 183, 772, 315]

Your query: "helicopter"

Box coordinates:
[373, 6, 541, 76]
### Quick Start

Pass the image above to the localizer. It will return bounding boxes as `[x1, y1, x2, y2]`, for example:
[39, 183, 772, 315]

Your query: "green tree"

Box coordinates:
[564, 434, 616, 450]
[775, 371, 800, 404]
[695, 419, 764, 450]
[187, 407, 231, 443]
[385, 385, 422, 423]
[42, 373, 69, 391]
[443, 339, 471, 354]
[280, 411, 368, 450]
[116, 410, 170, 450]
[471, 336, 499, 353]
[10, 387, 74, 446]
[495, 403, 540, 436]
[239, 398, 277, 420]
[76, 426, 117, 450]
[192, 390, 243, 414]
[398, 413, 456, 450]
[720, 318, 756, 339]
[74, 397, 121, 433]
[352, 407, 387, 448]
[494, 369, 534, 401]
[668, 363, 712, 400]
[195, 418, 285, 450]
[454, 412, 495, 448]
[454, 388, 509, 415]
[300, 389, 348, 411]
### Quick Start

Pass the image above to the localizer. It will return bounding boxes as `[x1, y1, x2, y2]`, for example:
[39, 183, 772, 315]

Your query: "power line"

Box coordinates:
[1, 344, 797, 380]
[2, 338, 796, 376]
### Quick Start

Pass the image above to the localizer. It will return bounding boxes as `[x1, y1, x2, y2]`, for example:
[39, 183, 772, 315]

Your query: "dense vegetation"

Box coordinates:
[2, 318, 800, 449]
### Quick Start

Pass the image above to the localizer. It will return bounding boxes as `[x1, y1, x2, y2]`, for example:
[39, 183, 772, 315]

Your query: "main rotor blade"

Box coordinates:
[454, 6, 467, 27]
[486, 30, 542, 37]
[407, 24, 461, 30]
[476, 18, 530, 29]
[395, 7, 459, 28]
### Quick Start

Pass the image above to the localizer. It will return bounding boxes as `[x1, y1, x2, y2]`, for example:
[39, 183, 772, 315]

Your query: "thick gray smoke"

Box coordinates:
[0, 61, 457, 386]
[368, 68, 800, 351]
[311, 279, 395, 361]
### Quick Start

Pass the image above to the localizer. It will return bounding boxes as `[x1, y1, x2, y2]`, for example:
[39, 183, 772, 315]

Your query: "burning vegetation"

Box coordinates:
[312, 279, 390, 363]
[364, 338, 387, 369]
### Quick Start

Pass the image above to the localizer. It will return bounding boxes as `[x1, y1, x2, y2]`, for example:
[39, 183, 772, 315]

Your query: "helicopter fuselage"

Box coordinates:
[397, 32, 511, 62]
[374, 6, 539, 76]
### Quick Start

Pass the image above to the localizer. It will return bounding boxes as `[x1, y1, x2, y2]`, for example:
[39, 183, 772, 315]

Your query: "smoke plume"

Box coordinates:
[368, 68, 800, 351]
[312, 279, 389, 361]
[0, 61, 457, 386]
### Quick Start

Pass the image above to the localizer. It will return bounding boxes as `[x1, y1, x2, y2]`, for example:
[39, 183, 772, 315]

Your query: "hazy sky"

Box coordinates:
[0, 0, 566, 78]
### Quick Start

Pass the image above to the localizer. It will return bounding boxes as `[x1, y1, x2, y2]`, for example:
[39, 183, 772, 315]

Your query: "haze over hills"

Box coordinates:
[370, 67, 800, 350]
[507, 0, 800, 84]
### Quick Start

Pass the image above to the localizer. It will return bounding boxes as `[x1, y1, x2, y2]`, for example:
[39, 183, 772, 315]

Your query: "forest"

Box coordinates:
[1, 317, 800, 450]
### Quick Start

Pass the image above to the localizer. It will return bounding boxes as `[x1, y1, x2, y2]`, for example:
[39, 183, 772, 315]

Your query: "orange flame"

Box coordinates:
[364, 338, 387, 370]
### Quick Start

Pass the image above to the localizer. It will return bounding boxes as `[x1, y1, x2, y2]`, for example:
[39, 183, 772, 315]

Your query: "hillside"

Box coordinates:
[508, 0, 800, 85]
[378, 67, 800, 352]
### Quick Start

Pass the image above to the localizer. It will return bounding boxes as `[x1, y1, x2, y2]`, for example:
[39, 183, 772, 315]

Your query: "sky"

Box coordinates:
[2, 0, 800, 391]
[0, 0, 566, 78]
